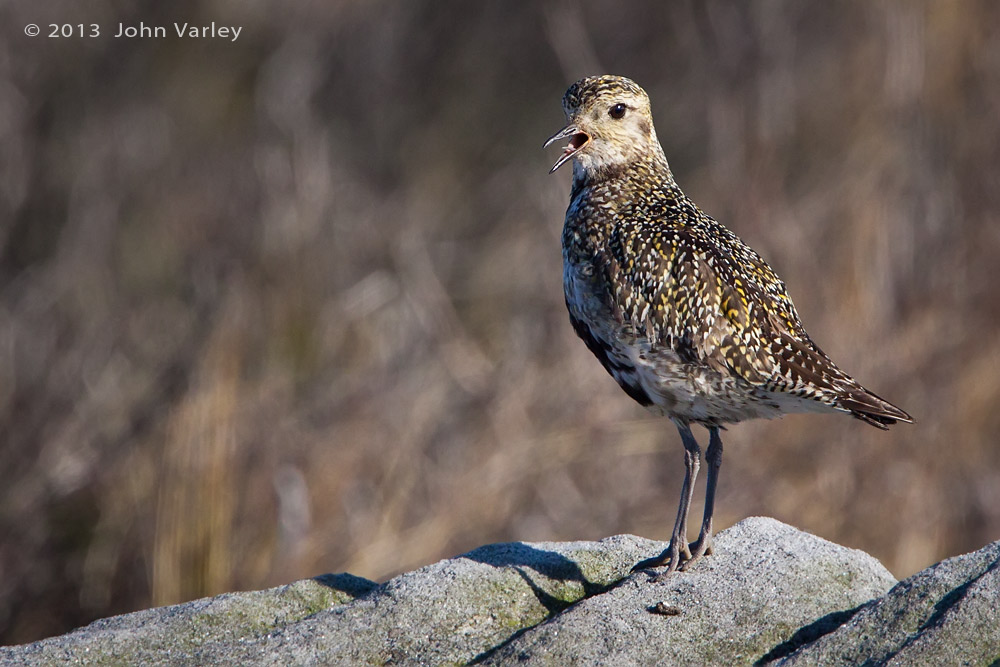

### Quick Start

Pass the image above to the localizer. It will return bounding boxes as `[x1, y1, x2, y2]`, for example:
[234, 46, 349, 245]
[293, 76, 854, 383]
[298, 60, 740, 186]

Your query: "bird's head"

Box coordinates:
[544, 75, 660, 176]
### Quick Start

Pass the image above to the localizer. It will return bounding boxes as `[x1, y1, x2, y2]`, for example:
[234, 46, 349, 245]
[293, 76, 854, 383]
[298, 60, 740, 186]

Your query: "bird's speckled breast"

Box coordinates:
[562, 199, 791, 426]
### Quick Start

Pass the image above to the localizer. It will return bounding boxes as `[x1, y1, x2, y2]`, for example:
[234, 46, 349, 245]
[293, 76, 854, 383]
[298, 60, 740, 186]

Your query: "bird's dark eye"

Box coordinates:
[609, 103, 627, 119]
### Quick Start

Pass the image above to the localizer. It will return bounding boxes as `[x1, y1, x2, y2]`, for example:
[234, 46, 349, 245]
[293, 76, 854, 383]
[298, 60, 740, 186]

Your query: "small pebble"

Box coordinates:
[648, 602, 681, 616]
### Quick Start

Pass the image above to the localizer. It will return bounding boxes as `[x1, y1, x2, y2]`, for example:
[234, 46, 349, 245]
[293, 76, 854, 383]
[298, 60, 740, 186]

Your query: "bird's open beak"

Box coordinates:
[543, 125, 591, 173]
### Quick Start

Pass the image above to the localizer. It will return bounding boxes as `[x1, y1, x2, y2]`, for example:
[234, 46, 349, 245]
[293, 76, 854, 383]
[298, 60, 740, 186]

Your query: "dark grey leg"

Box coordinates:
[632, 420, 700, 574]
[682, 425, 723, 570]
[672, 422, 700, 561]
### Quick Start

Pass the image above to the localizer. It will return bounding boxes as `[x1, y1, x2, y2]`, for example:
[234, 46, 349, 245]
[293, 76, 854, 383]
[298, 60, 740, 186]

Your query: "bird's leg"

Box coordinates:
[682, 426, 723, 570]
[632, 421, 701, 575]
[672, 423, 701, 561]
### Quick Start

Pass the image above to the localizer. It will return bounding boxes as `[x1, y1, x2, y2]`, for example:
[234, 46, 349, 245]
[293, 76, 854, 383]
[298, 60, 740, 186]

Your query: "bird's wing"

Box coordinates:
[603, 216, 912, 426]
[604, 217, 851, 399]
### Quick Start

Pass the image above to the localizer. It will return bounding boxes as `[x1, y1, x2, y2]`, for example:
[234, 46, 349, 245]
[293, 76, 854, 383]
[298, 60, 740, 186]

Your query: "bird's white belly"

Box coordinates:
[625, 342, 780, 423]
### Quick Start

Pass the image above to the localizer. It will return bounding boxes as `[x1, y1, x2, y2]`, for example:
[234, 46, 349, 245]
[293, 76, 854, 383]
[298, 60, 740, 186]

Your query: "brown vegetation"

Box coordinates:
[2, 0, 999, 645]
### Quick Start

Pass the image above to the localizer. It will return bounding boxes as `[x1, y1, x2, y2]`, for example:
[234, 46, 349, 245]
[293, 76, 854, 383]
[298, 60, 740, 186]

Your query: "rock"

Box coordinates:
[0, 573, 377, 666]
[210, 532, 658, 665]
[2, 517, 995, 666]
[0, 534, 658, 666]
[478, 517, 896, 665]
[762, 537, 1000, 665]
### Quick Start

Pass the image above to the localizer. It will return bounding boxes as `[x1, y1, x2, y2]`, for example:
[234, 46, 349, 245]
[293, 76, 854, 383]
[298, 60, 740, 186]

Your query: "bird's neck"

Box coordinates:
[571, 146, 677, 198]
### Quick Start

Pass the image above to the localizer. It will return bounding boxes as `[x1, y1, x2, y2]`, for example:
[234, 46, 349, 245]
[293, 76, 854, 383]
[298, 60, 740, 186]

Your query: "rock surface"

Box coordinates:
[480, 518, 895, 666]
[1, 517, 997, 666]
[763, 537, 1000, 666]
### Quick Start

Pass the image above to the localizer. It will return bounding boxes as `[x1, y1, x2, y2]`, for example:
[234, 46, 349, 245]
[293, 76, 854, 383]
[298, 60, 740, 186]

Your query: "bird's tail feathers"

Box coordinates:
[838, 387, 912, 430]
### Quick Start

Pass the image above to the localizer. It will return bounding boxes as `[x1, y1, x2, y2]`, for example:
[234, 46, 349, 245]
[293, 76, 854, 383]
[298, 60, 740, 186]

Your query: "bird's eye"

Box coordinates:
[609, 103, 627, 119]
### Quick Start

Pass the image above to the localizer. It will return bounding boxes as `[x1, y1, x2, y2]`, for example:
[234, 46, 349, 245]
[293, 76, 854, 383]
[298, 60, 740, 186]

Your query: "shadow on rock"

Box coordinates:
[312, 572, 380, 600]
[462, 541, 612, 613]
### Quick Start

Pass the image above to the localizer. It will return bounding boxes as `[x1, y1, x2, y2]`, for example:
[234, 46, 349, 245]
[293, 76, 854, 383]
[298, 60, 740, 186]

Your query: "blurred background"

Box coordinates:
[1, 0, 999, 645]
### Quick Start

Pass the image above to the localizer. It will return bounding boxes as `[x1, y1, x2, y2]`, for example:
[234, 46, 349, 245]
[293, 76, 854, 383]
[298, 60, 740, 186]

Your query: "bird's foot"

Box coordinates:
[631, 536, 692, 579]
[678, 533, 713, 572]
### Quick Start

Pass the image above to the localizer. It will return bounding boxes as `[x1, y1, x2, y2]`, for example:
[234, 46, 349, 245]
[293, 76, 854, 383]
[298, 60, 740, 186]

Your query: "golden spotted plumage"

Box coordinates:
[546, 75, 911, 575]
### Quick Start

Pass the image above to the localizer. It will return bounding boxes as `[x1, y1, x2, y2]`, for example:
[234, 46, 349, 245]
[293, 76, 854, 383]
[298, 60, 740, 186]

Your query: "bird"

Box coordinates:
[544, 75, 912, 576]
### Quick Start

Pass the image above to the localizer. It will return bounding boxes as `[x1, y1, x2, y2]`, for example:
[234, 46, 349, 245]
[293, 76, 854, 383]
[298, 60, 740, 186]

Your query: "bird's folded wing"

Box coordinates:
[604, 220, 846, 397]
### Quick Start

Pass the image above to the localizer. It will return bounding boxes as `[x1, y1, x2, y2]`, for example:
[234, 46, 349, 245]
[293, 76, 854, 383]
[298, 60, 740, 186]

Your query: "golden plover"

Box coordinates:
[544, 75, 912, 575]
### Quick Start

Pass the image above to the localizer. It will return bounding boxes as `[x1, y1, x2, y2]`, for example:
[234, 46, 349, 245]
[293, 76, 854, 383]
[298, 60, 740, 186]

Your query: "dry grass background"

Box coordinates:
[1, 0, 999, 645]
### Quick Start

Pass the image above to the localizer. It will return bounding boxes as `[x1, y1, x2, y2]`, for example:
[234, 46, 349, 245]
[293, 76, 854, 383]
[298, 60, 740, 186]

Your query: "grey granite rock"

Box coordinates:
[218, 532, 658, 665]
[764, 537, 1000, 666]
[0, 533, 659, 666]
[0, 573, 377, 666]
[479, 517, 896, 666]
[3, 518, 995, 666]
